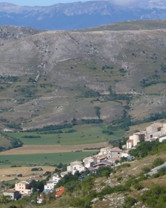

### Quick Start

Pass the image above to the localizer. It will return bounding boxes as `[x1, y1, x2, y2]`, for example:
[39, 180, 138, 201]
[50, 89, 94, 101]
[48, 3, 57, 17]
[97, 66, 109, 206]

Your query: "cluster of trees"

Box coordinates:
[130, 140, 166, 158]
[28, 123, 73, 132]
[140, 74, 161, 87]
[129, 141, 160, 158]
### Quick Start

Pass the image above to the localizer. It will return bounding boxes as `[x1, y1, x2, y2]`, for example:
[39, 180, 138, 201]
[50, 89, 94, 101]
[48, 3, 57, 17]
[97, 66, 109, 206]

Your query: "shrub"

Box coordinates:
[31, 167, 43, 171]
[142, 167, 151, 174]
[152, 158, 164, 168]
[123, 197, 137, 208]
[134, 183, 143, 190]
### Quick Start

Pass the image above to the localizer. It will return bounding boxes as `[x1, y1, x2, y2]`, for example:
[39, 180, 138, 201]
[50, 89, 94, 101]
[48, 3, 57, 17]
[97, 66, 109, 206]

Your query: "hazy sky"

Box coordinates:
[0, 0, 90, 6]
[0, 0, 140, 6]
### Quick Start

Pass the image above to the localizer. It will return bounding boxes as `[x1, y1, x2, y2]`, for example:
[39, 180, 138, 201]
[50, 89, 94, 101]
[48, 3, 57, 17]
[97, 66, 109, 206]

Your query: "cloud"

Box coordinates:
[111, 0, 139, 6]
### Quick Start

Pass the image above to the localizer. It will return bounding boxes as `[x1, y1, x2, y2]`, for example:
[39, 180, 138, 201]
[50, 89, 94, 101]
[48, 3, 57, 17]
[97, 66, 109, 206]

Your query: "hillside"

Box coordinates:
[85, 20, 166, 31]
[0, 21, 166, 130]
[2, 140, 166, 208]
[0, 25, 41, 46]
[0, 1, 166, 30]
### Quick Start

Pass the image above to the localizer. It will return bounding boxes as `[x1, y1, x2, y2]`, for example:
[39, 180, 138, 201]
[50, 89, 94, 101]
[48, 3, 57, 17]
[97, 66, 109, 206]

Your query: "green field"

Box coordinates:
[0, 151, 97, 167]
[5, 124, 125, 145]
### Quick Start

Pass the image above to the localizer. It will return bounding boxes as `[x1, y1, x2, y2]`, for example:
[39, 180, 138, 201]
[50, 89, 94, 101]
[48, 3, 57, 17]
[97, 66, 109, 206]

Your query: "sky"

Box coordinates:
[0, 0, 90, 6]
[0, 0, 140, 6]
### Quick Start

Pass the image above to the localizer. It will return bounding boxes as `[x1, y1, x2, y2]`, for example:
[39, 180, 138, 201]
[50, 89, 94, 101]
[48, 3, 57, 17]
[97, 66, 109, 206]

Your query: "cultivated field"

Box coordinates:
[0, 123, 123, 169]
[5, 124, 120, 145]
[0, 143, 107, 155]
[0, 151, 97, 167]
[0, 166, 55, 182]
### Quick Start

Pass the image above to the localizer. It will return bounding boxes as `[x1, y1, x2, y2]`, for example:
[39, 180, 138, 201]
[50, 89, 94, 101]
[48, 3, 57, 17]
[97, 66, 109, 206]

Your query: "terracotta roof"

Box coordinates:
[55, 186, 65, 197]
[127, 139, 133, 143]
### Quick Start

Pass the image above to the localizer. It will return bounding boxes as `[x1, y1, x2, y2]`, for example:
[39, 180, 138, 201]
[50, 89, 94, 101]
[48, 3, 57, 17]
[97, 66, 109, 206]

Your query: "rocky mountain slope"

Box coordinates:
[0, 1, 166, 30]
[0, 20, 166, 130]
[0, 25, 41, 46]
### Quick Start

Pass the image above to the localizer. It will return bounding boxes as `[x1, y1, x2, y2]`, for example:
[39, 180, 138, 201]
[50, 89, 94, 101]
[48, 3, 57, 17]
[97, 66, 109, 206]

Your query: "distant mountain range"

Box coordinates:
[0, 0, 166, 30]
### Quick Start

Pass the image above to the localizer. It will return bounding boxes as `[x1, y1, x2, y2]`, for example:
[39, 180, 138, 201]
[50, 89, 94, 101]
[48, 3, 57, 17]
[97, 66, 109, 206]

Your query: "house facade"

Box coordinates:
[126, 139, 133, 149]
[83, 156, 95, 169]
[67, 161, 85, 175]
[145, 123, 166, 141]
[15, 181, 31, 196]
[44, 174, 61, 193]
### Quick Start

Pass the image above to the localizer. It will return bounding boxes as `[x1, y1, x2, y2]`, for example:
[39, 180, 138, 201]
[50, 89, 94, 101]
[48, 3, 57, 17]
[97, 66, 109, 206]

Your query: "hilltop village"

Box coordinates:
[2, 122, 166, 204]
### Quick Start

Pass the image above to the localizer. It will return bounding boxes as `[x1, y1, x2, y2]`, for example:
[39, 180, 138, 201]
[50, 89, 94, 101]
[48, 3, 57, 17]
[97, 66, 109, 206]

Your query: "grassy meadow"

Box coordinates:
[0, 151, 97, 167]
[1, 124, 125, 167]
[5, 124, 125, 145]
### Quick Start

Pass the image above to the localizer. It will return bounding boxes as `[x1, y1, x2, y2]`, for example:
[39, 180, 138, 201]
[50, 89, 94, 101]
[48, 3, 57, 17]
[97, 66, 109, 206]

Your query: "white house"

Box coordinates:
[126, 139, 133, 149]
[83, 156, 95, 168]
[121, 152, 129, 158]
[67, 161, 85, 175]
[52, 174, 61, 184]
[126, 131, 145, 149]
[44, 174, 61, 192]
[44, 181, 57, 192]
[60, 171, 68, 178]
[98, 147, 112, 156]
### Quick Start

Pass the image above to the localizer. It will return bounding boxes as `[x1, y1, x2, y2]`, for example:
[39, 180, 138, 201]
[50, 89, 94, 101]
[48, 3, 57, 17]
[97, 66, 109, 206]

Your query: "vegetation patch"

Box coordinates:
[0, 151, 96, 167]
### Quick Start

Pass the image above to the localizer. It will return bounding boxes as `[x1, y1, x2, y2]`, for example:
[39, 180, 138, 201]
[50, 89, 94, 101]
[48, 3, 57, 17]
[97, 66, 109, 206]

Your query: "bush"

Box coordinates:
[96, 167, 112, 177]
[84, 90, 100, 98]
[123, 197, 137, 208]
[161, 64, 166, 72]
[31, 167, 43, 171]
[134, 183, 143, 190]
[158, 167, 166, 176]
[152, 158, 164, 168]
[142, 167, 151, 174]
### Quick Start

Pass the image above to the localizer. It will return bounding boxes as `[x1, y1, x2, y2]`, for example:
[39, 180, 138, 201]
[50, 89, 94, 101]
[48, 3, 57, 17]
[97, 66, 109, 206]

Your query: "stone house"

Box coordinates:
[145, 123, 166, 141]
[107, 147, 122, 159]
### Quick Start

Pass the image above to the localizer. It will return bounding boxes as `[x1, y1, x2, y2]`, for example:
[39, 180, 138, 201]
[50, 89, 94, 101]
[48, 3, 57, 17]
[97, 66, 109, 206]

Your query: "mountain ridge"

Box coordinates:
[0, 1, 166, 30]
